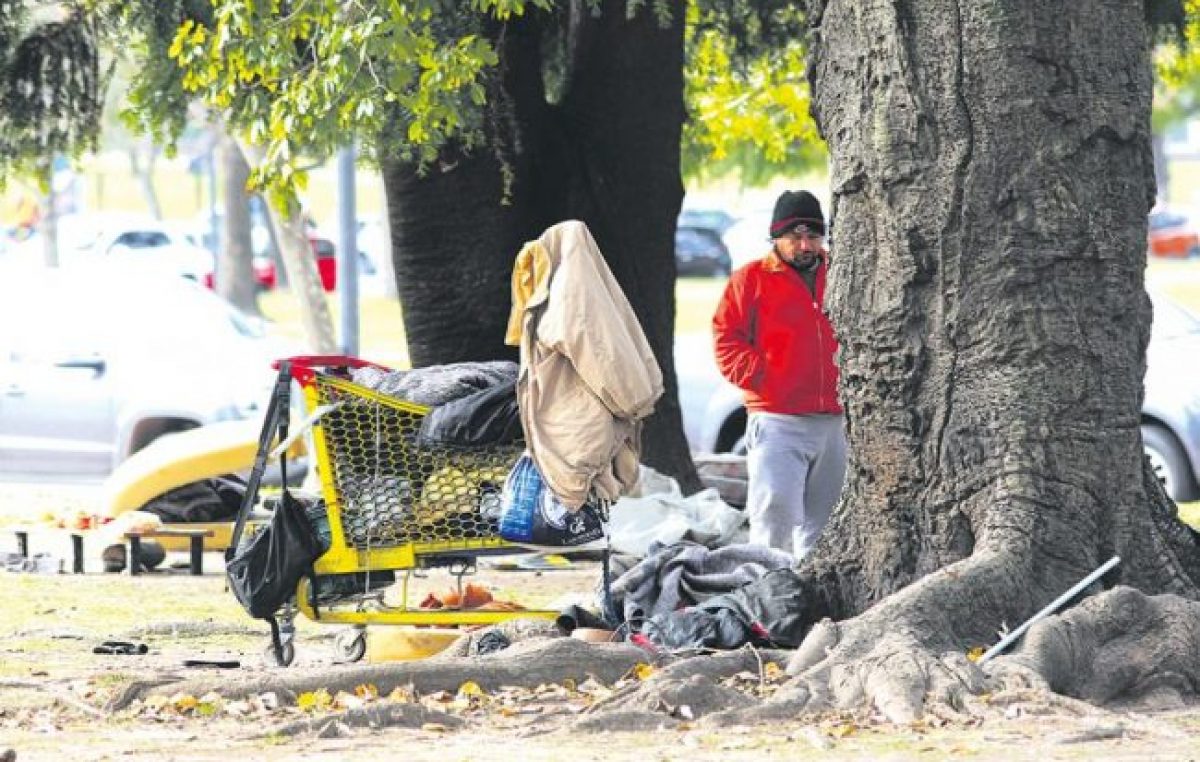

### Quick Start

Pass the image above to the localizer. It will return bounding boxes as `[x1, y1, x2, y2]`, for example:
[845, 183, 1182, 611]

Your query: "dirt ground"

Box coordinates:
[3, 483, 1200, 761]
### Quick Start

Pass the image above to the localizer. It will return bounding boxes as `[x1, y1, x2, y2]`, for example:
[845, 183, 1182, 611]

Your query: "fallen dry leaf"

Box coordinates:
[829, 722, 857, 738]
[296, 689, 333, 713]
[633, 663, 657, 681]
[354, 684, 379, 700]
[170, 692, 198, 712]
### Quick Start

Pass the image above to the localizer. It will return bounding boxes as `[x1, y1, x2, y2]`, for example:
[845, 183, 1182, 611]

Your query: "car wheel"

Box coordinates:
[1142, 424, 1197, 502]
[716, 410, 748, 455]
[730, 433, 748, 456]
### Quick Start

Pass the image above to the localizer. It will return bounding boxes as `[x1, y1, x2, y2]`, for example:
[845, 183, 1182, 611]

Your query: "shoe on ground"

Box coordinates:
[102, 544, 126, 573]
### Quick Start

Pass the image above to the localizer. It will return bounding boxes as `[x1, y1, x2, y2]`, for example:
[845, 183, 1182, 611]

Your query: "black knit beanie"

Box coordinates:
[769, 190, 825, 238]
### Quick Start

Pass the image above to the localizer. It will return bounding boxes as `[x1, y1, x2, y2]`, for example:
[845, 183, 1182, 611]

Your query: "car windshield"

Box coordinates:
[111, 230, 171, 249]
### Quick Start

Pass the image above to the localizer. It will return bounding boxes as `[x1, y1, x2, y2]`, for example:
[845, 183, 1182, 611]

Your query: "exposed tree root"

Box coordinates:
[643, 647, 791, 687]
[599, 673, 757, 719]
[570, 709, 681, 733]
[572, 646, 791, 726]
[266, 701, 463, 738]
[770, 581, 1200, 724]
[777, 554, 1010, 724]
[989, 586, 1200, 709]
[598, 568, 1200, 728]
[105, 580, 1200, 739]
[111, 636, 656, 712]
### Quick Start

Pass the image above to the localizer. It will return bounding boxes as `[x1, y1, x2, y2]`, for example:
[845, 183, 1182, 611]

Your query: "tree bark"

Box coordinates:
[118, 636, 652, 710]
[382, 0, 698, 489]
[128, 142, 162, 220]
[217, 133, 259, 315]
[1152, 131, 1169, 207]
[238, 139, 338, 354]
[766, 0, 1200, 717]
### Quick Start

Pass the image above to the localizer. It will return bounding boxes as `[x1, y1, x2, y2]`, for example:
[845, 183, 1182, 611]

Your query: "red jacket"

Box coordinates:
[712, 250, 841, 415]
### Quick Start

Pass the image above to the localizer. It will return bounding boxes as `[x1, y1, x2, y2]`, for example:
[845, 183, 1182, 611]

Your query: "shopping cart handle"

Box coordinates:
[272, 355, 386, 371]
[274, 355, 391, 386]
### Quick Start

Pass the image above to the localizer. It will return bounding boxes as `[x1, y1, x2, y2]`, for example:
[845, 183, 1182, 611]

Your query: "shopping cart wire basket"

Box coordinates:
[237, 355, 581, 666]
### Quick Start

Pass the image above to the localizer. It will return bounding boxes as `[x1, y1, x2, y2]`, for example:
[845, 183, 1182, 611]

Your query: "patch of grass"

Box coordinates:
[676, 276, 726, 337]
[6, 575, 248, 642]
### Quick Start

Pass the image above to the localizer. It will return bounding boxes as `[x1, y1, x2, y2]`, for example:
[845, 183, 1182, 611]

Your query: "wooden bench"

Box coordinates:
[10, 527, 86, 574]
[124, 528, 215, 576]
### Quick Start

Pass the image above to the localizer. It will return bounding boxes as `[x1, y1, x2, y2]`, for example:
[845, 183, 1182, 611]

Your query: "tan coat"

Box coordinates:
[505, 221, 663, 509]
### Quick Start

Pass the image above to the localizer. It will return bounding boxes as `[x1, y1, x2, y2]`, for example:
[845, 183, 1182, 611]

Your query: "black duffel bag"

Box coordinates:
[225, 361, 323, 659]
[227, 488, 323, 620]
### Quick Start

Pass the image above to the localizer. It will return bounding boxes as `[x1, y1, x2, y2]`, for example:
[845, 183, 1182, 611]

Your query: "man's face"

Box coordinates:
[775, 225, 826, 267]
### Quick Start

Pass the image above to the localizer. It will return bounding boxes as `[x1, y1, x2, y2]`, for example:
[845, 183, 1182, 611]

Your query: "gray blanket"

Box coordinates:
[352, 361, 518, 407]
[610, 541, 794, 626]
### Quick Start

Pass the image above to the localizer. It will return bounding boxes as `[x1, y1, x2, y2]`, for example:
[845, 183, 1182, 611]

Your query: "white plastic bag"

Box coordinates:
[608, 485, 745, 558]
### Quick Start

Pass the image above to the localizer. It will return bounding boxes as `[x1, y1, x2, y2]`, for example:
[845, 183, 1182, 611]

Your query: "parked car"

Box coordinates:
[82, 218, 217, 283]
[63, 215, 278, 293]
[1142, 292, 1200, 500]
[197, 205, 338, 291]
[679, 208, 738, 237]
[720, 210, 773, 271]
[311, 234, 338, 291]
[0, 265, 295, 480]
[1148, 209, 1200, 259]
[676, 226, 731, 277]
[202, 255, 278, 292]
[677, 291, 1200, 502]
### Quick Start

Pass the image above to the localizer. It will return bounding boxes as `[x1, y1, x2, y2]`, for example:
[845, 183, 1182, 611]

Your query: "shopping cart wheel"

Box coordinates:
[264, 639, 295, 668]
[334, 627, 367, 664]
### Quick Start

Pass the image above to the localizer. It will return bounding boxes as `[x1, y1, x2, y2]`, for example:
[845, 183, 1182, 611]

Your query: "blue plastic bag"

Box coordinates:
[499, 453, 605, 549]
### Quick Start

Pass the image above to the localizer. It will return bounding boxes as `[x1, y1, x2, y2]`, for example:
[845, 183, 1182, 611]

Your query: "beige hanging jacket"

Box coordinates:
[505, 220, 663, 509]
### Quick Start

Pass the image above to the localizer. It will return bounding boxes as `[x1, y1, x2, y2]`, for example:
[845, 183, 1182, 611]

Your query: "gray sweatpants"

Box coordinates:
[746, 412, 847, 558]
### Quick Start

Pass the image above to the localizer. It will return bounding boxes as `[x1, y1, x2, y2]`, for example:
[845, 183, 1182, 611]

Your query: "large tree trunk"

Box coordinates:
[382, 0, 697, 488]
[217, 133, 259, 316]
[1152, 131, 1169, 207]
[764, 0, 1200, 721]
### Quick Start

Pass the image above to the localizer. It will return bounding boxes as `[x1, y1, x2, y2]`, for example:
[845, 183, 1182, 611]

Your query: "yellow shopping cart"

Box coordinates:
[235, 356, 565, 666]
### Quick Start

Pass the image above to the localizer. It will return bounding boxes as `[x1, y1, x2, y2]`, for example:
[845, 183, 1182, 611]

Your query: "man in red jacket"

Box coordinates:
[712, 190, 847, 557]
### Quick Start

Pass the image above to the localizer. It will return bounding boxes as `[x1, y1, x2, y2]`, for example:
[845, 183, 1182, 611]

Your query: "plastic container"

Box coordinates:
[365, 627, 461, 662]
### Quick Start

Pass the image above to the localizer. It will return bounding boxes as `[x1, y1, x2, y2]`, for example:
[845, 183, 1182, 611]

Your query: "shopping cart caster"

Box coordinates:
[264, 639, 296, 667]
[334, 627, 367, 664]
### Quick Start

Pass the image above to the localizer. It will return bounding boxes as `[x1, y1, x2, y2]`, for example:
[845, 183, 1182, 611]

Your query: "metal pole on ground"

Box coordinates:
[978, 555, 1120, 665]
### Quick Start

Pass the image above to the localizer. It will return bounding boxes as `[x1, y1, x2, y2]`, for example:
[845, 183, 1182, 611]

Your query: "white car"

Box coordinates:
[0, 265, 294, 480]
[677, 291, 1200, 502]
[56, 215, 215, 282]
